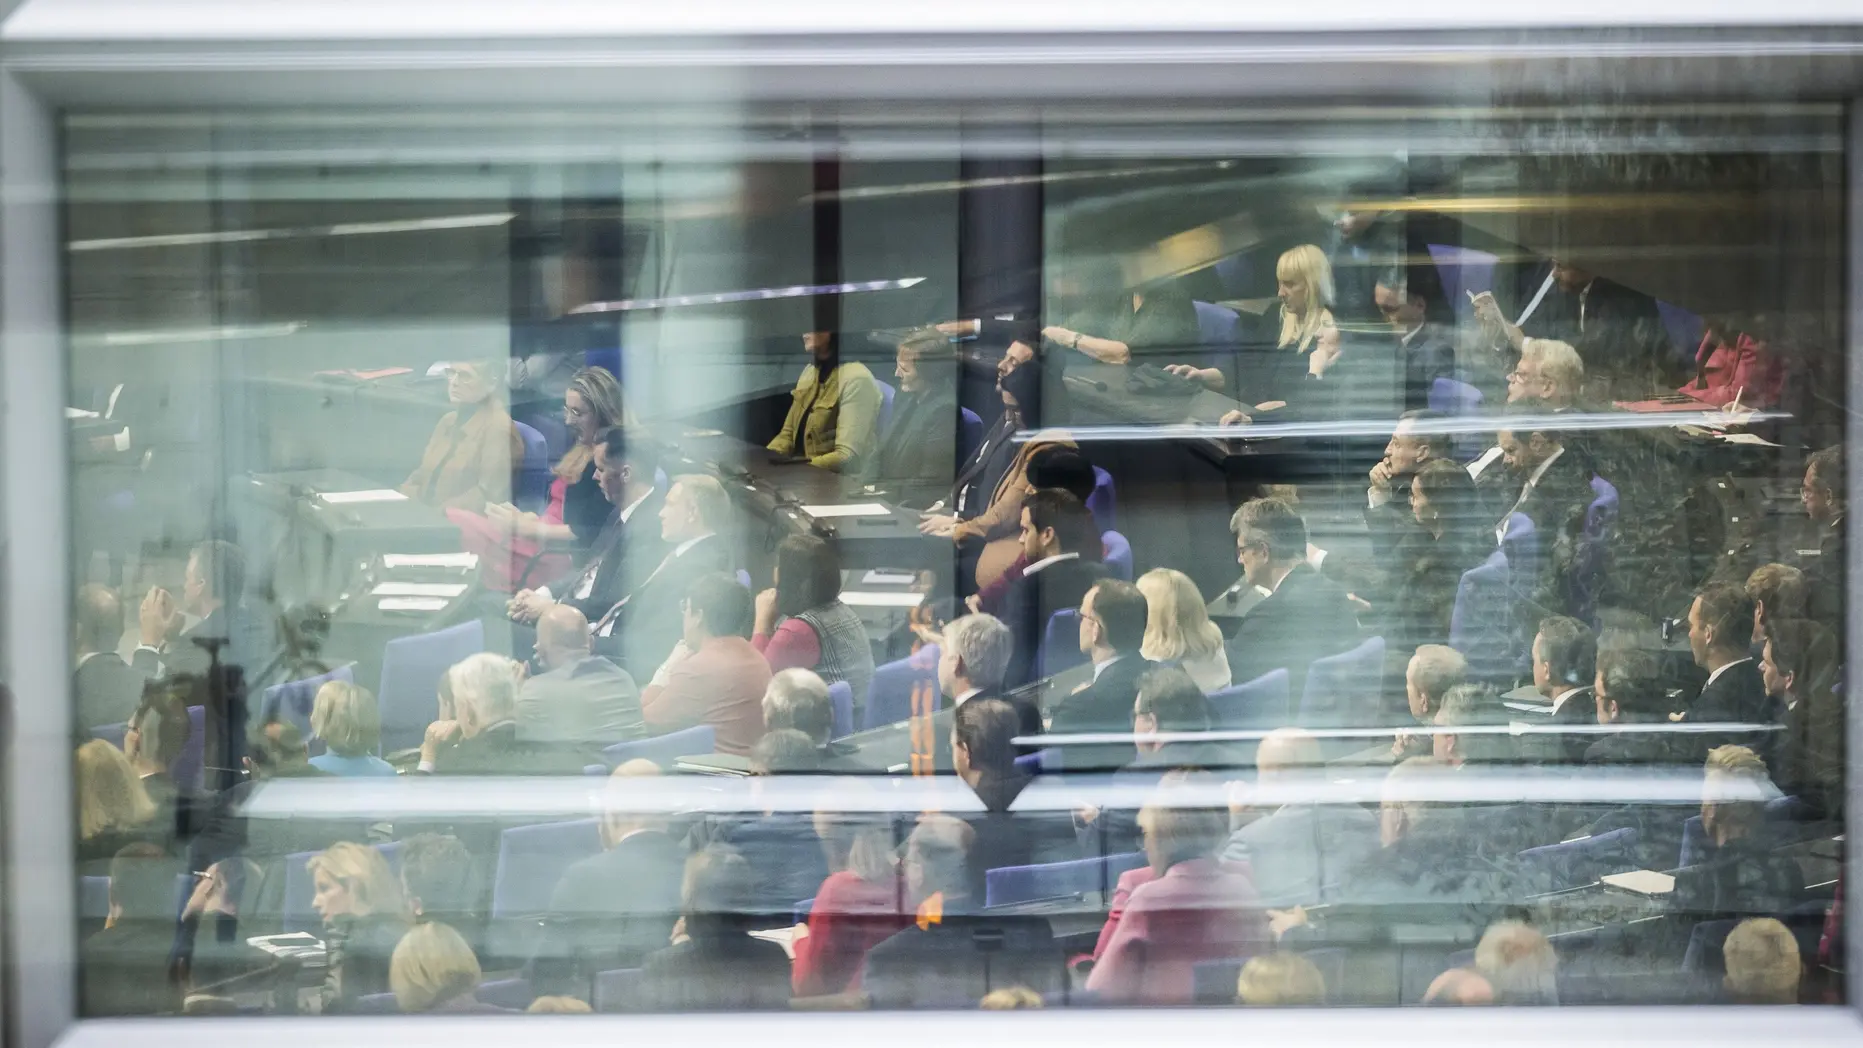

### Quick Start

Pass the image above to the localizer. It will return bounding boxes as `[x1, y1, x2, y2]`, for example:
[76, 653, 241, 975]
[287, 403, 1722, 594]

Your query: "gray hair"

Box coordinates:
[673, 473, 732, 532]
[943, 613, 1013, 691]
[1474, 920, 1559, 1005]
[1408, 645, 1468, 703]
[763, 668, 833, 745]
[447, 652, 522, 726]
[1519, 339, 1584, 400]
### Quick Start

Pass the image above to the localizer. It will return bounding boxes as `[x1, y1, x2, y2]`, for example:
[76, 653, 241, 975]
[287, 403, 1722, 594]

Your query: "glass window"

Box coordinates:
[64, 103, 1845, 1016]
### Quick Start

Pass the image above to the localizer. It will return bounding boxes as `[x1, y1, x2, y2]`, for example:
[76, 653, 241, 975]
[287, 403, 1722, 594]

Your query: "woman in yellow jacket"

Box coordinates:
[767, 331, 882, 473]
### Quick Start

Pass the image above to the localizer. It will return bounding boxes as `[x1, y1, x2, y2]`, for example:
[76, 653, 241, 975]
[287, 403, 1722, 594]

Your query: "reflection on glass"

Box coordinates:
[64, 104, 1845, 1016]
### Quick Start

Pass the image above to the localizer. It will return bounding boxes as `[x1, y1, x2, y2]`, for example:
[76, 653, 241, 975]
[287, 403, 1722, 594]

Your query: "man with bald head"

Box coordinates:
[1423, 968, 1495, 1006]
[515, 603, 645, 746]
[74, 582, 147, 729]
[1220, 727, 1379, 906]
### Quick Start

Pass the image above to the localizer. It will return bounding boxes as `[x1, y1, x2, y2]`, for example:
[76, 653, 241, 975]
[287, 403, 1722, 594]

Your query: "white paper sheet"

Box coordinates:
[1601, 870, 1675, 896]
[801, 502, 890, 518]
[319, 488, 408, 505]
[861, 570, 918, 585]
[371, 582, 469, 598]
[838, 590, 925, 608]
[378, 597, 450, 612]
[382, 552, 479, 570]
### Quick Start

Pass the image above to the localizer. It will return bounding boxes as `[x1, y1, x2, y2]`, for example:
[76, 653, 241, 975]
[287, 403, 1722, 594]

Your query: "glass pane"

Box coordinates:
[64, 103, 1845, 1016]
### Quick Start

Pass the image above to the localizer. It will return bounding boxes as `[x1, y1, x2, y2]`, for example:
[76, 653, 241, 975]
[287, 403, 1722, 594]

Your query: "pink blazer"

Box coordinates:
[1085, 857, 1271, 1004]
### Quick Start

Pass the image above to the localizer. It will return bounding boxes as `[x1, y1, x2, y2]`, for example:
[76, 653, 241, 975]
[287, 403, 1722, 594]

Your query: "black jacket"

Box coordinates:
[949, 412, 1019, 521]
[862, 912, 1065, 1009]
[1225, 563, 1362, 710]
[81, 919, 181, 1016]
[1397, 323, 1459, 412]
[636, 933, 794, 1012]
[1046, 654, 1153, 771]
[430, 721, 597, 777]
[546, 487, 667, 621]
[76, 652, 147, 732]
[321, 914, 412, 1014]
[530, 828, 687, 997]
[1678, 659, 1779, 763]
[861, 386, 961, 504]
[594, 532, 732, 674]
[1001, 556, 1107, 688]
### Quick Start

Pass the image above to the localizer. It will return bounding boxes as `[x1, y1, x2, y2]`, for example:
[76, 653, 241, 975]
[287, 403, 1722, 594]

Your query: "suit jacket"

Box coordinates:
[1544, 685, 1599, 762]
[1084, 857, 1271, 1005]
[1397, 322, 1458, 411]
[1221, 802, 1381, 907]
[1677, 659, 1779, 764]
[636, 933, 794, 1012]
[1225, 563, 1362, 708]
[767, 360, 883, 472]
[399, 401, 522, 510]
[950, 434, 1075, 588]
[430, 721, 596, 776]
[862, 911, 1064, 1009]
[81, 919, 180, 1016]
[1001, 555, 1107, 688]
[516, 655, 646, 745]
[860, 385, 960, 503]
[530, 828, 687, 997]
[547, 486, 667, 620]
[76, 651, 146, 731]
[1047, 654, 1154, 771]
[639, 636, 770, 756]
[1803, 516, 1843, 627]
[596, 533, 732, 674]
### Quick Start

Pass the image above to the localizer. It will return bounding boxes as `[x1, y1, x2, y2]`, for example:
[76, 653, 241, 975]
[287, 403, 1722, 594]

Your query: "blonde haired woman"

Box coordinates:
[391, 921, 502, 1013]
[308, 841, 413, 1012]
[75, 739, 160, 867]
[458, 365, 634, 591]
[307, 681, 395, 777]
[1217, 245, 1344, 425]
[1137, 568, 1231, 693]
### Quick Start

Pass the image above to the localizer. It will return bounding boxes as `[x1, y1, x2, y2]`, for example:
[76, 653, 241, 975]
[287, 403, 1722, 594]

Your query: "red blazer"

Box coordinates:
[1679, 331, 1782, 409]
[791, 870, 909, 998]
[1092, 865, 1158, 960]
[1085, 857, 1271, 1004]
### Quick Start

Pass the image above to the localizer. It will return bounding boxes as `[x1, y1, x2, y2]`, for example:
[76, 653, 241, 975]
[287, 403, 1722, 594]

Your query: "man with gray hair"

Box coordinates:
[939, 613, 1039, 741]
[593, 472, 733, 673]
[419, 652, 591, 775]
[1474, 920, 1559, 1004]
[763, 667, 870, 771]
[1224, 497, 1362, 702]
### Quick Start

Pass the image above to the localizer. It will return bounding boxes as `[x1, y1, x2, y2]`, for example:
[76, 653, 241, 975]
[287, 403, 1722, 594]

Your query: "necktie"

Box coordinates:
[594, 548, 677, 636]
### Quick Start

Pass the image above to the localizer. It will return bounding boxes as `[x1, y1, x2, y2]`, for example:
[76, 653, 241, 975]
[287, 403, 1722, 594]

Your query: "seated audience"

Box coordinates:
[309, 841, 414, 1013]
[1492, 398, 1594, 550]
[640, 572, 770, 756]
[1722, 917, 1802, 1004]
[593, 473, 733, 673]
[1585, 647, 1678, 765]
[937, 613, 1039, 745]
[1210, 244, 1340, 420]
[1761, 617, 1843, 814]
[133, 538, 252, 679]
[636, 845, 795, 1011]
[308, 681, 396, 777]
[1049, 579, 1154, 770]
[533, 760, 685, 996]
[517, 604, 645, 745]
[997, 489, 1107, 687]
[419, 653, 592, 775]
[122, 677, 196, 837]
[753, 534, 876, 711]
[1422, 968, 1495, 1006]
[74, 582, 143, 729]
[466, 368, 632, 592]
[1223, 728, 1379, 906]
[1473, 920, 1558, 1005]
[1679, 317, 1785, 409]
[1798, 445, 1844, 626]
[1126, 666, 1221, 773]
[766, 330, 882, 473]
[763, 668, 867, 771]
[1370, 459, 1490, 657]
[862, 815, 1063, 1008]
[1390, 645, 1468, 761]
[857, 330, 961, 503]
[1332, 757, 1516, 921]
[391, 921, 504, 1014]
[1673, 746, 1805, 921]
[1236, 953, 1327, 1006]
[1679, 582, 1777, 761]
[970, 447, 1101, 611]
[951, 697, 1043, 880]
[1224, 497, 1361, 703]
[793, 803, 908, 998]
[688, 731, 828, 919]
[81, 842, 183, 1016]
[1137, 568, 1231, 692]
[399, 359, 520, 511]
[75, 738, 161, 869]
[1372, 264, 1458, 410]
[1046, 272, 1198, 369]
[1745, 562, 1807, 646]
[507, 425, 665, 625]
[1086, 788, 1269, 1004]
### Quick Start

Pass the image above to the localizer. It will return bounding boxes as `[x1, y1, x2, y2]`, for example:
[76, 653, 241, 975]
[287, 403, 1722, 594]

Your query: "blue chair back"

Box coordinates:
[958, 407, 984, 463]
[491, 819, 603, 920]
[582, 763, 608, 777]
[864, 645, 939, 730]
[1517, 827, 1640, 891]
[1571, 477, 1621, 624]
[984, 851, 1147, 909]
[826, 680, 854, 739]
[1427, 377, 1486, 458]
[1656, 301, 1703, 367]
[172, 706, 206, 792]
[1193, 300, 1241, 346]
[593, 968, 644, 1013]
[259, 663, 358, 742]
[1207, 668, 1290, 728]
[875, 379, 897, 435]
[92, 721, 128, 750]
[1682, 918, 1741, 975]
[736, 568, 752, 590]
[1039, 610, 1086, 680]
[1192, 959, 1253, 1005]
[512, 420, 552, 513]
[477, 977, 534, 1010]
[1012, 747, 1061, 776]
[1087, 466, 1117, 533]
[378, 620, 485, 752]
[1424, 244, 1499, 322]
[793, 897, 816, 925]
[1101, 530, 1133, 581]
[602, 724, 715, 768]
[585, 347, 622, 382]
[1678, 815, 1708, 869]
[1299, 636, 1385, 729]
[1450, 551, 1516, 683]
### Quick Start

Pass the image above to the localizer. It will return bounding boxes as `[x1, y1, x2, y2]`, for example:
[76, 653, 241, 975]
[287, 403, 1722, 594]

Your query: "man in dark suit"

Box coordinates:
[530, 760, 686, 997]
[81, 842, 184, 1016]
[517, 604, 645, 745]
[1364, 411, 1446, 564]
[1373, 266, 1458, 412]
[1678, 583, 1780, 764]
[996, 489, 1107, 688]
[74, 583, 145, 731]
[861, 814, 1063, 1008]
[510, 426, 667, 626]
[1494, 398, 1596, 618]
[1472, 256, 1680, 400]
[593, 472, 733, 673]
[132, 539, 260, 680]
[1048, 579, 1154, 771]
[1224, 496, 1362, 706]
[419, 652, 596, 775]
[859, 331, 961, 507]
[762, 667, 872, 772]
[1530, 615, 1597, 761]
[1798, 445, 1844, 628]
